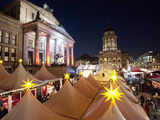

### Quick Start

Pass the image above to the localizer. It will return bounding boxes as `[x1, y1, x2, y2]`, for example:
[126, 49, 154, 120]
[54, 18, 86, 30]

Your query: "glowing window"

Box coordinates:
[5, 32, 9, 44]
[0, 30, 2, 43]
[11, 35, 16, 45]
[28, 39, 34, 48]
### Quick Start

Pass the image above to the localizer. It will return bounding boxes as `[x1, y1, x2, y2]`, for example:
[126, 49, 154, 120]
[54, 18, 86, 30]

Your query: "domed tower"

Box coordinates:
[99, 25, 122, 69]
[102, 25, 118, 52]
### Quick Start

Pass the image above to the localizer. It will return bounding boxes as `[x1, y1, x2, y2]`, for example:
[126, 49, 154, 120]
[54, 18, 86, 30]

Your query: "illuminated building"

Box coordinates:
[76, 54, 99, 66]
[0, 0, 75, 69]
[99, 25, 122, 69]
[136, 50, 160, 70]
[0, 12, 22, 71]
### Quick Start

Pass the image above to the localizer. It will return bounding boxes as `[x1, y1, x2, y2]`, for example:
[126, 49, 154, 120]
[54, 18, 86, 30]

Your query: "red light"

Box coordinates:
[35, 51, 39, 65]
[46, 51, 50, 66]
[42, 86, 47, 96]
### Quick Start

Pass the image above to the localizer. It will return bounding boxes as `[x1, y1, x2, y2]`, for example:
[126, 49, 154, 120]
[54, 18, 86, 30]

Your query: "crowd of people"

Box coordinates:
[139, 93, 160, 120]
[125, 74, 160, 120]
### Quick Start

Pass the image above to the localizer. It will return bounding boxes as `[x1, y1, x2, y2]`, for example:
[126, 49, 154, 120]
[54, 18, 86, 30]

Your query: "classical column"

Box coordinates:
[71, 47, 74, 66]
[67, 47, 70, 66]
[34, 29, 40, 65]
[54, 39, 57, 63]
[46, 35, 50, 66]
[8, 95, 12, 112]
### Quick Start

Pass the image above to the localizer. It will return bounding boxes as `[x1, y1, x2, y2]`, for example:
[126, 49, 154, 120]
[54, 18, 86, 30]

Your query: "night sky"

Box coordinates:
[0, 0, 154, 59]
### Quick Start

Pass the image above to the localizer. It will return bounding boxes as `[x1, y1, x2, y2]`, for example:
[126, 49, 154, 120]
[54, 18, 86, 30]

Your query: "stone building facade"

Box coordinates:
[99, 26, 122, 69]
[0, 0, 75, 68]
[136, 50, 160, 70]
[0, 12, 22, 70]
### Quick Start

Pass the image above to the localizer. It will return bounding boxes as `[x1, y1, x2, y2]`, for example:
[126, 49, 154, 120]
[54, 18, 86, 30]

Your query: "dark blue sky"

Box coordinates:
[1, 0, 154, 59]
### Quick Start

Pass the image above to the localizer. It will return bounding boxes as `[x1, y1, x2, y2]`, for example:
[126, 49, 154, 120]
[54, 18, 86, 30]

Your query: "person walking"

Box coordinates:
[140, 95, 145, 107]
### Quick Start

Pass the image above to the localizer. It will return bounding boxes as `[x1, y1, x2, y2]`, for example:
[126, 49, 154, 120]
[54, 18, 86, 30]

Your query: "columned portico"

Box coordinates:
[23, 21, 75, 66]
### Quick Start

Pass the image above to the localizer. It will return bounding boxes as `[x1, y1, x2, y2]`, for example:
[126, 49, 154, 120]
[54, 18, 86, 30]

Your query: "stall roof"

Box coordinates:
[45, 80, 91, 119]
[2, 90, 73, 120]
[34, 64, 56, 81]
[0, 64, 10, 81]
[0, 64, 41, 91]
[74, 77, 98, 99]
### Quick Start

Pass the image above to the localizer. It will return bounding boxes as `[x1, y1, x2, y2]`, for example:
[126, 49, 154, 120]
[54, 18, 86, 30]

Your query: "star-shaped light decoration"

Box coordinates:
[111, 70, 118, 84]
[80, 71, 84, 76]
[64, 73, 70, 80]
[0, 60, 3, 64]
[18, 58, 23, 63]
[101, 84, 123, 105]
[42, 61, 45, 65]
[21, 79, 36, 89]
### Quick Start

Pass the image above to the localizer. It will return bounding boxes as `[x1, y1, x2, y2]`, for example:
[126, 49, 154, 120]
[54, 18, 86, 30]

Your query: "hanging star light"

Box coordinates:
[111, 70, 118, 84]
[64, 73, 70, 80]
[21, 79, 36, 89]
[80, 71, 84, 76]
[18, 58, 23, 63]
[0, 60, 3, 64]
[101, 84, 123, 105]
[42, 61, 45, 65]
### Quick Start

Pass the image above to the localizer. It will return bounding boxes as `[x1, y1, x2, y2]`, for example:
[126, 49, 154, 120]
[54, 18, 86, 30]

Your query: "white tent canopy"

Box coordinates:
[0, 64, 41, 91]
[34, 64, 56, 81]
[74, 77, 98, 99]
[45, 80, 91, 119]
[2, 90, 73, 120]
[0, 64, 10, 81]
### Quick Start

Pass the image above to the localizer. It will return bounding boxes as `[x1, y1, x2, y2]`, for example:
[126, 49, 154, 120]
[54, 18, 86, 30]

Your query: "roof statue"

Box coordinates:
[43, 3, 54, 13]
[0, 63, 41, 90]
[2, 90, 73, 120]
[35, 11, 41, 21]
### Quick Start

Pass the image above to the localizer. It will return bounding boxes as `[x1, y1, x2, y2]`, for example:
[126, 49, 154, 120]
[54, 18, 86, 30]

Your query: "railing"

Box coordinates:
[0, 80, 49, 96]
[0, 77, 64, 97]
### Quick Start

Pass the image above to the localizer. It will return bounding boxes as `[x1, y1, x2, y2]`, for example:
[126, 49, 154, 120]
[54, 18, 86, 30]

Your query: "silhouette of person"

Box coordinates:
[35, 11, 41, 21]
